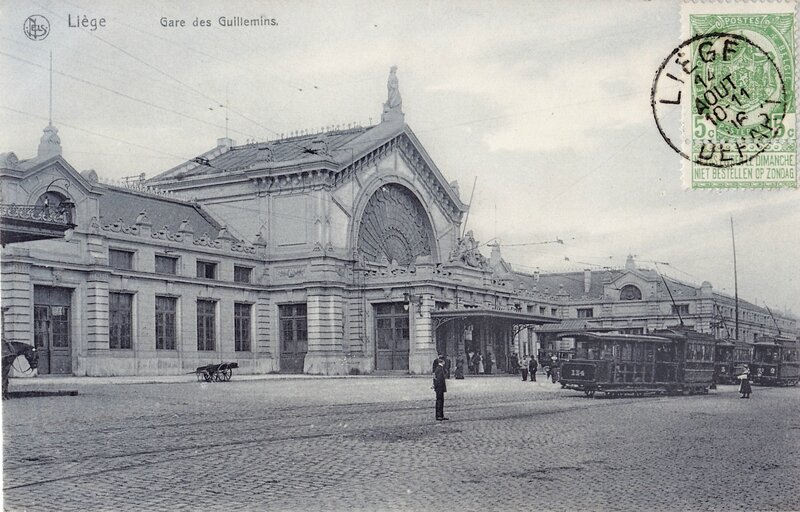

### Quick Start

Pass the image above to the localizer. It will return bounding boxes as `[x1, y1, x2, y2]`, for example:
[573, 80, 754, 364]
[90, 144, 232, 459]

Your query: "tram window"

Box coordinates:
[621, 343, 632, 361]
[686, 345, 695, 360]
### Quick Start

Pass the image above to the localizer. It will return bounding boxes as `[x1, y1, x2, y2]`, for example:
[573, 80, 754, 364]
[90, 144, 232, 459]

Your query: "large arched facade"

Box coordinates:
[355, 183, 435, 266]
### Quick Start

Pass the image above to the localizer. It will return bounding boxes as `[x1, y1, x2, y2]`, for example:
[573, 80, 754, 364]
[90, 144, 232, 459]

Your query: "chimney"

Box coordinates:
[625, 254, 636, 271]
[217, 137, 235, 149]
[533, 268, 540, 282]
[490, 243, 502, 267]
[584, 269, 592, 294]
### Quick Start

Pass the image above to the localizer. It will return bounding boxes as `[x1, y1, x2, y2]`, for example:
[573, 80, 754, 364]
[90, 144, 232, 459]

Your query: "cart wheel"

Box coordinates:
[221, 368, 232, 382]
[584, 389, 595, 398]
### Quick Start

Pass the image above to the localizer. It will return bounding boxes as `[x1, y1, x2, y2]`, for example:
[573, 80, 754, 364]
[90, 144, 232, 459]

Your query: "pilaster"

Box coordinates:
[304, 290, 346, 374]
[85, 270, 110, 352]
[0, 260, 32, 344]
[409, 293, 436, 374]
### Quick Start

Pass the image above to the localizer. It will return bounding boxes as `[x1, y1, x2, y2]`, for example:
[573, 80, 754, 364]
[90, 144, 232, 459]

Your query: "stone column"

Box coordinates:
[304, 288, 345, 375]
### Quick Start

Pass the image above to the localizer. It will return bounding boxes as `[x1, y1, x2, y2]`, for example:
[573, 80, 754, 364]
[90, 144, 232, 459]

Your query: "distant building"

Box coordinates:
[1, 68, 562, 377]
[530, 255, 797, 356]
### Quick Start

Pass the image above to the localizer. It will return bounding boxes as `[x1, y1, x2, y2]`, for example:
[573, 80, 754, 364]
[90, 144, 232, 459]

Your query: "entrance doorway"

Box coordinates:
[375, 303, 409, 371]
[279, 304, 308, 373]
[33, 286, 72, 374]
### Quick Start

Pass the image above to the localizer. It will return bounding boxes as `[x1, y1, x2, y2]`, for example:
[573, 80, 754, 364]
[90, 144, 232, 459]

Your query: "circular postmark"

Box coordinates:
[651, 32, 788, 168]
[23, 15, 50, 41]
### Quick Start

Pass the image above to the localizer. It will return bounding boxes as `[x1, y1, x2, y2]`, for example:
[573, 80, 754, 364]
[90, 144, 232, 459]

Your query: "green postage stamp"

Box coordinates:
[652, 2, 797, 189]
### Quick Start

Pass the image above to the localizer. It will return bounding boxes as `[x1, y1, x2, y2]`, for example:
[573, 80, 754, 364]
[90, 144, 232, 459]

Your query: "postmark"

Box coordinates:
[654, 5, 796, 189]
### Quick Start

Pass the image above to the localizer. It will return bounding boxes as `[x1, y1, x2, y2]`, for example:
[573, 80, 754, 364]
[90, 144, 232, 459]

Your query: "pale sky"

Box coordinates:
[2, 0, 798, 316]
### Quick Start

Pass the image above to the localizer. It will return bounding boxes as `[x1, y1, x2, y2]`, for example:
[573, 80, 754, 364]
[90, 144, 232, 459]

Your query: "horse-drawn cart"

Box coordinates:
[194, 362, 239, 382]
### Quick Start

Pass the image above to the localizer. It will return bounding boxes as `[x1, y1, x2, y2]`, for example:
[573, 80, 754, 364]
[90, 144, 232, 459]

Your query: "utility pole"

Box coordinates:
[731, 217, 739, 340]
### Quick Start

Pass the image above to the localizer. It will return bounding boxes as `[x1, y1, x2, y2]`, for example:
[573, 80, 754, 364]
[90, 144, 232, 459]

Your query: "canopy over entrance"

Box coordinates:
[431, 308, 560, 374]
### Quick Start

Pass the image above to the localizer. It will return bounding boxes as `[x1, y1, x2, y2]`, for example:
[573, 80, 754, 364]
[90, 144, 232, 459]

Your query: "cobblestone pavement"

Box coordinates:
[3, 376, 799, 512]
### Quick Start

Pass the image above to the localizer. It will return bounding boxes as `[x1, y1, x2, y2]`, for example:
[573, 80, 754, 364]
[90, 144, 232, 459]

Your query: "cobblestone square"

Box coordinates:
[3, 376, 799, 512]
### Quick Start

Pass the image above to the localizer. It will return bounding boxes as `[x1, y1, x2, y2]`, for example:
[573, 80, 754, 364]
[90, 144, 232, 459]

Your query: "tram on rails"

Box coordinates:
[558, 328, 716, 398]
[749, 336, 800, 386]
[714, 339, 753, 385]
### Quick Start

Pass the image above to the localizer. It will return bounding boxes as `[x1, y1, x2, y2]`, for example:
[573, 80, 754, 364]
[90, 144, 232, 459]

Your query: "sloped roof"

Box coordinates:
[521, 268, 702, 300]
[99, 186, 220, 237]
[149, 125, 379, 183]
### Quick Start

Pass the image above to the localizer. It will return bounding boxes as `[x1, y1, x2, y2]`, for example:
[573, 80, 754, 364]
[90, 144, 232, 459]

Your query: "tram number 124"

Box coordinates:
[569, 369, 586, 377]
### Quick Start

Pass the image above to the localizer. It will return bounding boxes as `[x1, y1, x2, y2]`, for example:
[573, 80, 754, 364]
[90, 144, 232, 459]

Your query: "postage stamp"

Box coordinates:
[652, 1, 797, 189]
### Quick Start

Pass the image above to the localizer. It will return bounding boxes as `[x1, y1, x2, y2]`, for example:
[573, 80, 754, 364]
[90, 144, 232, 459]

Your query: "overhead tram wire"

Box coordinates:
[29, 0, 284, 142]
[58, 0, 307, 94]
[0, 51, 258, 141]
[2, 106, 362, 227]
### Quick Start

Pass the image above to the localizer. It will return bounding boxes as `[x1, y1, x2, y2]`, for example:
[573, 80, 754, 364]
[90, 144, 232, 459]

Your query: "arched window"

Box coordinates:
[36, 191, 68, 210]
[619, 284, 642, 301]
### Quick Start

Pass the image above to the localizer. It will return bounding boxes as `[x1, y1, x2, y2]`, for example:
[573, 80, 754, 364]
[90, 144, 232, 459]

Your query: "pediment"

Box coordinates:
[334, 124, 467, 223]
[18, 156, 102, 199]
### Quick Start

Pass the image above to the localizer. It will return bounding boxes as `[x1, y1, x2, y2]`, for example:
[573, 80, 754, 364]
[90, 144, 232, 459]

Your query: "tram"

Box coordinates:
[749, 337, 800, 386]
[713, 339, 736, 385]
[558, 328, 715, 398]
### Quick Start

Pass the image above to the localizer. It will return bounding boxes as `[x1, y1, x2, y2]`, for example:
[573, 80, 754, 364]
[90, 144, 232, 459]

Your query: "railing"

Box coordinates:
[0, 204, 73, 225]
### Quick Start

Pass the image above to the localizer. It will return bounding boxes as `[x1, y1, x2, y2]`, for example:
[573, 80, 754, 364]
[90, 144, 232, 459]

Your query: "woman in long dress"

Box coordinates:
[738, 365, 752, 398]
[478, 352, 485, 374]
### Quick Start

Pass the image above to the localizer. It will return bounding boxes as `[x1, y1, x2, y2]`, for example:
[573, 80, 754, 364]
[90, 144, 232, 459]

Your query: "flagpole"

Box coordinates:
[731, 217, 739, 340]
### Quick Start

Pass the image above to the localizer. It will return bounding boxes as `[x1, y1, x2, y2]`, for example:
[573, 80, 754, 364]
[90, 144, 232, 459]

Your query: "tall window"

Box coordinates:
[197, 300, 216, 351]
[155, 296, 177, 350]
[234, 303, 252, 352]
[155, 255, 178, 275]
[109, 292, 133, 349]
[234, 266, 252, 284]
[109, 249, 134, 270]
[577, 308, 594, 318]
[196, 261, 217, 279]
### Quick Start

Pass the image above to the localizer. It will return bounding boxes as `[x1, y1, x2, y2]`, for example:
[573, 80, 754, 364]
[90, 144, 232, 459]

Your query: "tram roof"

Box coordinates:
[556, 331, 674, 344]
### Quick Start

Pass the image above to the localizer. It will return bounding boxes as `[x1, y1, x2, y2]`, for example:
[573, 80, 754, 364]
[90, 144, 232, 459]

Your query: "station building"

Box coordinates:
[1, 69, 564, 377]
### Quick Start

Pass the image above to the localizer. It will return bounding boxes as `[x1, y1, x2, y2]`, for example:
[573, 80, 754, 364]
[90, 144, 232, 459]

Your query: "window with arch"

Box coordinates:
[619, 284, 642, 301]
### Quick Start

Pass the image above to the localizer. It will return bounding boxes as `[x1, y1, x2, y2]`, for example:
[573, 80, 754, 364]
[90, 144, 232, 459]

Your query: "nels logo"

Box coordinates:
[24, 15, 50, 41]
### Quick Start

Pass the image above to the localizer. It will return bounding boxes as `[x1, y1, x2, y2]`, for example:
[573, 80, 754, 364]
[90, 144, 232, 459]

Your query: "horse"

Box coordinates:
[2, 340, 39, 399]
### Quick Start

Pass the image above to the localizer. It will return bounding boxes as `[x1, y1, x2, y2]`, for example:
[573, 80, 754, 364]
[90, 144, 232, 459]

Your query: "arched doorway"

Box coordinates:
[356, 184, 435, 371]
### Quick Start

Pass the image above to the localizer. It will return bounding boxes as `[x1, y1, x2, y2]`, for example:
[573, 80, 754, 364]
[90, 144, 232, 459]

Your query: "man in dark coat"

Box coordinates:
[433, 357, 449, 421]
[529, 357, 538, 382]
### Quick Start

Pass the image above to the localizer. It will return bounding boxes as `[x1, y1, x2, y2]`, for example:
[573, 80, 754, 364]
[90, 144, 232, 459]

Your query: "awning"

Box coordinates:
[430, 308, 560, 331]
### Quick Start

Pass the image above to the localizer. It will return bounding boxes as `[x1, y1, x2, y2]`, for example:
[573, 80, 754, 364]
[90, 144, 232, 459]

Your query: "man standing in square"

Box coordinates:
[433, 356, 449, 421]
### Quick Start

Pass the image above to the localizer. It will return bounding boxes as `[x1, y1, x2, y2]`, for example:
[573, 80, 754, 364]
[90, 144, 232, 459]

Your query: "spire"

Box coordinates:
[38, 124, 61, 158]
[38, 51, 62, 159]
[381, 65, 404, 123]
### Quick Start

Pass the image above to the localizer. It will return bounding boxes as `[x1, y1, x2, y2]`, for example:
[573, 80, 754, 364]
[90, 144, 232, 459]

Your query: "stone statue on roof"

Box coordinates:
[449, 230, 489, 269]
[382, 66, 404, 122]
[386, 66, 402, 109]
